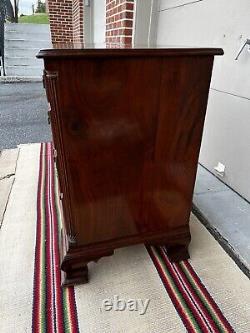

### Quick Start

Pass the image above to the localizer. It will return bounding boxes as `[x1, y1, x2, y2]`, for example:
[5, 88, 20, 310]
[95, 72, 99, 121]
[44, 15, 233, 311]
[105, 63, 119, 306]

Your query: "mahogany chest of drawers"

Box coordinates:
[38, 46, 223, 286]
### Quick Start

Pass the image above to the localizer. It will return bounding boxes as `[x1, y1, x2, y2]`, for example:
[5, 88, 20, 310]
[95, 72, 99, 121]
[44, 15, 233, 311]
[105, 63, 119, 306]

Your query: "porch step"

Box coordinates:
[5, 65, 43, 77]
[5, 48, 42, 58]
[5, 23, 50, 41]
[5, 56, 41, 66]
[4, 31, 50, 41]
[5, 39, 51, 49]
[4, 23, 51, 77]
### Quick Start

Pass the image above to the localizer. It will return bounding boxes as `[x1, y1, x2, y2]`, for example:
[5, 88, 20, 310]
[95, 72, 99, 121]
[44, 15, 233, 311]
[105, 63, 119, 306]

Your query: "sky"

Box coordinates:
[11, 0, 45, 15]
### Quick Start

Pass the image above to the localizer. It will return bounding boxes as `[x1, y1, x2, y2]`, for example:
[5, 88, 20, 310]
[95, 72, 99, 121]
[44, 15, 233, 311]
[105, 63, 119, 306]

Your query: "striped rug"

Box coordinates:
[32, 142, 235, 333]
[33, 143, 79, 333]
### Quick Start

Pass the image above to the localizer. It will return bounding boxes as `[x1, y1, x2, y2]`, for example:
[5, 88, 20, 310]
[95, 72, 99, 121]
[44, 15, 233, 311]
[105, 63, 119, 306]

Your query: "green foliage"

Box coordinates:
[35, 0, 46, 14]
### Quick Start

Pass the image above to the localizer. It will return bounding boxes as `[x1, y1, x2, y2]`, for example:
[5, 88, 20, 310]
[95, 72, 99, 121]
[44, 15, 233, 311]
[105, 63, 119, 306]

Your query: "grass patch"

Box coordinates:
[19, 14, 49, 24]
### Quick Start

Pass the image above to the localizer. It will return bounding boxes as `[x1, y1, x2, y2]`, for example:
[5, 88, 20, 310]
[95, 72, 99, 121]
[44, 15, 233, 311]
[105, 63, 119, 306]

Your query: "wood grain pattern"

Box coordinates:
[38, 47, 223, 286]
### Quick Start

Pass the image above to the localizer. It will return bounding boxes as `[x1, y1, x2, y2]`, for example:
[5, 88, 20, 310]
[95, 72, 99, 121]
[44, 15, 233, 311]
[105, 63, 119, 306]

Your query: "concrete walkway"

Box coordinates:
[0, 148, 19, 228]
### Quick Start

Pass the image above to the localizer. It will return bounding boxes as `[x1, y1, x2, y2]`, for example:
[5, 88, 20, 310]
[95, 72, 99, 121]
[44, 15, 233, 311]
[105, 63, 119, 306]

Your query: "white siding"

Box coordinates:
[156, 0, 250, 201]
[93, 0, 106, 44]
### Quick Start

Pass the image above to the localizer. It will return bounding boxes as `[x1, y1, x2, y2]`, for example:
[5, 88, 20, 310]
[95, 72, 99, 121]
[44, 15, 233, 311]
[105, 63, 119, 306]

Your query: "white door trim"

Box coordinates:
[133, 0, 159, 46]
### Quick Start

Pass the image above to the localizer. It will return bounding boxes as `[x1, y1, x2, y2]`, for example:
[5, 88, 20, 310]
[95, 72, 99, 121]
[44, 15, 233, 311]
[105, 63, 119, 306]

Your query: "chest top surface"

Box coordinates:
[37, 43, 223, 59]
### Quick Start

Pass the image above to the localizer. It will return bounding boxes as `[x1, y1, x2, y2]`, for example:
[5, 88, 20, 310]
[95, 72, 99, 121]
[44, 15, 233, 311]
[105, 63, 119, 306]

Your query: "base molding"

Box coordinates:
[60, 227, 191, 286]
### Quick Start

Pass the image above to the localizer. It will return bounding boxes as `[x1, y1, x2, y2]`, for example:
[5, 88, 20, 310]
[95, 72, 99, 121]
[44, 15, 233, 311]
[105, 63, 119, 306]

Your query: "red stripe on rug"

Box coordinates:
[68, 288, 80, 333]
[48, 143, 64, 332]
[159, 247, 219, 333]
[154, 246, 208, 332]
[147, 246, 197, 332]
[147, 245, 235, 333]
[172, 261, 220, 333]
[51, 148, 65, 333]
[183, 260, 235, 332]
[45, 145, 55, 332]
[32, 143, 44, 333]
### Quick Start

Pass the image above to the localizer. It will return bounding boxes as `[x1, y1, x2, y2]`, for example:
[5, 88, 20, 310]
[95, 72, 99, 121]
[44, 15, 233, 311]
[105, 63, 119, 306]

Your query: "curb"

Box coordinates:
[192, 204, 250, 280]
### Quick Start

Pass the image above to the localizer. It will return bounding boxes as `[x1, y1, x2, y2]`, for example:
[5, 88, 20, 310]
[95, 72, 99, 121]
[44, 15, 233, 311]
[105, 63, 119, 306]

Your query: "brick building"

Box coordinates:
[47, 0, 135, 46]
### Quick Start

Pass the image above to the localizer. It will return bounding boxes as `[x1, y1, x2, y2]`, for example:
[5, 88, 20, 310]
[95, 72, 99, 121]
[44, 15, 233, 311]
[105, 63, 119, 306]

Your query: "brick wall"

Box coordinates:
[106, 0, 134, 46]
[47, 0, 135, 46]
[47, 0, 73, 44]
[72, 0, 84, 43]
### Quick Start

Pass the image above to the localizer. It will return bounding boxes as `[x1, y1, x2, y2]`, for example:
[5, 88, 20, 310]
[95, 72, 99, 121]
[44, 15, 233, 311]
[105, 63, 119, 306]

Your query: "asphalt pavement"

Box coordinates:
[0, 82, 52, 150]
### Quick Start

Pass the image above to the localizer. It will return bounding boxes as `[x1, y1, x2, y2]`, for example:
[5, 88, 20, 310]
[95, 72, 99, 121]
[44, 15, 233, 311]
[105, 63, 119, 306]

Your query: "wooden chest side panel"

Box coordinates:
[143, 56, 214, 232]
[48, 57, 162, 245]
[45, 55, 213, 247]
